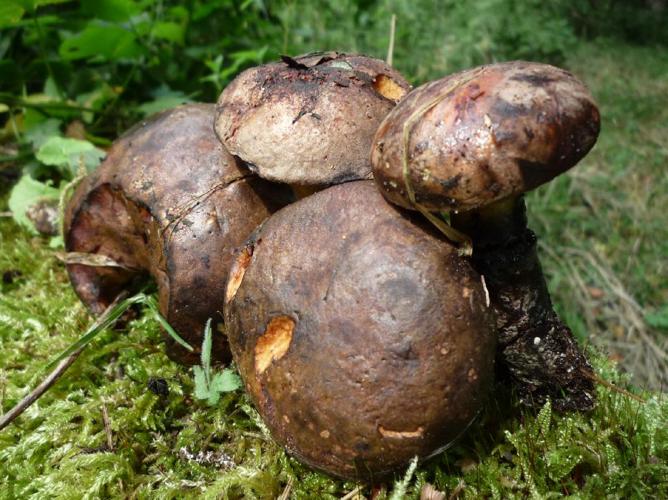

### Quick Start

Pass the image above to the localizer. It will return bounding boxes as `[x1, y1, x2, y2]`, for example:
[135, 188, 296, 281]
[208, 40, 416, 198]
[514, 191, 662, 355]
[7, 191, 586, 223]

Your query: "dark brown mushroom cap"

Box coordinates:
[215, 52, 410, 186]
[371, 61, 600, 212]
[223, 181, 495, 480]
[64, 104, 292, 365]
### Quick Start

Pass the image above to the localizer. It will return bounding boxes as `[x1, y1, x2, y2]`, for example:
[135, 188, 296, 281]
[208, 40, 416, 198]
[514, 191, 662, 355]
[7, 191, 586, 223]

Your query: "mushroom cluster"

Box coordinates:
[64, 53, 600, 481]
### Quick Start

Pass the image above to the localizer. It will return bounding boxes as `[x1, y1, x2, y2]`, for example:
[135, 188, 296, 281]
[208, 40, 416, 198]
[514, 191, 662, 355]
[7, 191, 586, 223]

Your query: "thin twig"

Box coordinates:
[0, 93, 98, 113]
[340, 486, 362, 500]
[580, 368, 645, 403]
[101, 402, 114, 451]
[0, 294, 126, 432]
[386, 14, 396, 66]
[278, 477, 294, 500]
[0, 347, 84, 431]
[161, 174, 252, 244]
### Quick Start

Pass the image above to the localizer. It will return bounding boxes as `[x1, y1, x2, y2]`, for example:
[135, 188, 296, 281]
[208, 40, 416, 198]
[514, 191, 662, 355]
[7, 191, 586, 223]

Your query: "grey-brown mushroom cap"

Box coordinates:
[215, 52, 411, 186]
[223, 181, 496, 480]
[371, 61, 601, 212]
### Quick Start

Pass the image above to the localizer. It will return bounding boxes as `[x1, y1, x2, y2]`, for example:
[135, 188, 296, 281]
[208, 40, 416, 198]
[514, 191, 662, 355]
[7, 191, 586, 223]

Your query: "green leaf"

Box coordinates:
[48, 234, 63, 248]
[137, 85, 193, 116]
[0, 3, 24, 28]
[80, 0, 140, 22]
[151, 21, 185, 45]
[7, 175, 59, 234]
[645, 307, 668, 330]
[210, 369, 242, 393]
[193, 366, 211, 401]
[46, 293, 148, 369]
[43, 77, 59, 99]
[24, 118, 61, 148]
[16, 0, 70, 10]
[193, 320, 240, 406]
[59, 22, 144, 61]
[36, 136, 105, 178]
[143, 296, 194, 352]
[201, 318, 213, 375]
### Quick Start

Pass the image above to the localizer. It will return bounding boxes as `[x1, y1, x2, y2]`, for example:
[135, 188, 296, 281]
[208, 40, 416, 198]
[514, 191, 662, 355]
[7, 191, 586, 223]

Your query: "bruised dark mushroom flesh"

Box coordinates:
[223, 181, 496, 481]
[64, 104, 292, 365]
[371, 61, 600, 411]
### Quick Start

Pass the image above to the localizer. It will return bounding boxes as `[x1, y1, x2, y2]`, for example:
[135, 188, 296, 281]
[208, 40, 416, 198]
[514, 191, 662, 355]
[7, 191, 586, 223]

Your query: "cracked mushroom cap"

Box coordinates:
[215, 52, 410, 186]
[371, 61, 600, 212]
[223, 181, 496, 480]
[64, 104, 292, 365]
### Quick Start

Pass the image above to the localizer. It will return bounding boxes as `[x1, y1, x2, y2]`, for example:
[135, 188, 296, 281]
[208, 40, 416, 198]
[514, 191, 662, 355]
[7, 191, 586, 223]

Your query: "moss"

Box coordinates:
[1, 192, 667, 499]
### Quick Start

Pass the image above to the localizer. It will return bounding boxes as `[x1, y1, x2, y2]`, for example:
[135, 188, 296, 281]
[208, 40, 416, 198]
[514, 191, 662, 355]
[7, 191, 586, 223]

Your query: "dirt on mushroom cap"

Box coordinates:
[65, 103, 292, 365]
[215, 52, 411, 186]
[371, 61, 600, 212]
[224, 180, 496, 481]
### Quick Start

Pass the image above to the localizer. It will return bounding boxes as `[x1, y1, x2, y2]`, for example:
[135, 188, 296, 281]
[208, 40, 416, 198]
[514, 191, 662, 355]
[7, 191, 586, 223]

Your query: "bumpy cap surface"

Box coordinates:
[215, 52, 410, 185]
[371, 61, 600, 212]
[224, 181, 495, 480]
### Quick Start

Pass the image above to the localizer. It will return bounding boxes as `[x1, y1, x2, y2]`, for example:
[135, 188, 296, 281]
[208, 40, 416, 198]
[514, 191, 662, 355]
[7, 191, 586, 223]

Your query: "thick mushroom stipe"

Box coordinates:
[65, 104, 292, 365]
[371, 61, 600, 212]
[224, 181, 496, 480]
[215, 52, 411, 186]
[453, 200, 596, 411]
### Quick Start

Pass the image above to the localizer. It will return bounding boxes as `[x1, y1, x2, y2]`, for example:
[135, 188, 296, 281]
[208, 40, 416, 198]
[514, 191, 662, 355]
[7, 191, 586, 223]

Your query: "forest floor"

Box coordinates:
[0, 40, 667, 499]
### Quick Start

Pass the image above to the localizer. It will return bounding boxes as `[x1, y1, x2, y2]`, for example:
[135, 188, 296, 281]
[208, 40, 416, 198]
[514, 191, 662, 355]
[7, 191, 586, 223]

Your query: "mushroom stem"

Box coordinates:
[452, 196, 596, 412]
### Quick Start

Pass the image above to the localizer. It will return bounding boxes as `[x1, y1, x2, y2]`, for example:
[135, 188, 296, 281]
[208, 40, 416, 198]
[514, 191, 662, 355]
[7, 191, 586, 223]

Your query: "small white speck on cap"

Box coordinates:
[533, 337, 541, 345]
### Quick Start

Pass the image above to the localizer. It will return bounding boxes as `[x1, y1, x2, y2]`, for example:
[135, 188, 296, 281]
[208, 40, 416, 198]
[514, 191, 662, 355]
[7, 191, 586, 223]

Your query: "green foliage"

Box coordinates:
[193, 319, 242, 406]
[388, 456, 419, 500]
[45, 292, 192, 370]
[7, 174, 59, 234]
[35, 136, 104, 176]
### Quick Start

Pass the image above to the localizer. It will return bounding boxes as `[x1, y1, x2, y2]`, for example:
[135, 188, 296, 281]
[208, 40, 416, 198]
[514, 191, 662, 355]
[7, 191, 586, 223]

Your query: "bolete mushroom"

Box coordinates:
[64, 104, 292, 365]
[214, 51, 410, 191]
[224, 181, 495, 480]
[371, 61, 600, 411]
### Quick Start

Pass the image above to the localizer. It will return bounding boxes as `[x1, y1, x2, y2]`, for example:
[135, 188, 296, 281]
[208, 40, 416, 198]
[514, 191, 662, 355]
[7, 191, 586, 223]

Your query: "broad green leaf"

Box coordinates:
[8, 175, 59, 234]
[0, 3, 24, 28]
[210, 369, 241, 393]
[59, 22, 144, 61]
[138, 86, 193, 116]
[80, 0, 140, 22]
[24, 118, 61, 148]
[36, 136, 105, 177]
[151, 21, 185, 45]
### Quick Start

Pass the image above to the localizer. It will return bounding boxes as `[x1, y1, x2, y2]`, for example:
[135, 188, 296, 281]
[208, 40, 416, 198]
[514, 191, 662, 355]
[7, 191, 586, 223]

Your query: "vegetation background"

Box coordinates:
[0, 0, 666, 498]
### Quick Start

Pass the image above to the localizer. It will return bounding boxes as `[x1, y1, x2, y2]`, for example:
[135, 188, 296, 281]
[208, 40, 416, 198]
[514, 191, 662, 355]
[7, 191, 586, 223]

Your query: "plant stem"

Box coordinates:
[33, 16, 64, 100]
[0, 94, 99, 113]
[0, 345, 83, 431]
[0, 293, 127, 432]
